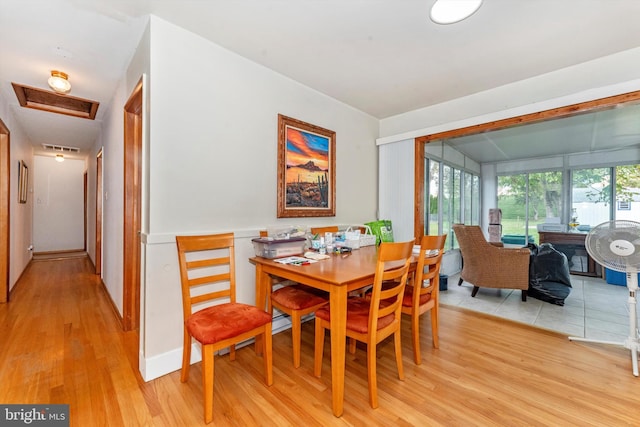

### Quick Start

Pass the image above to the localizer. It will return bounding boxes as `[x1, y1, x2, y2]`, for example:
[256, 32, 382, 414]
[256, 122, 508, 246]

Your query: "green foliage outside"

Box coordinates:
[498, 196, 543, 244]
[497, 165, 640, 244]
[498, 172, 562, 244]
[573, 165, 640, 203]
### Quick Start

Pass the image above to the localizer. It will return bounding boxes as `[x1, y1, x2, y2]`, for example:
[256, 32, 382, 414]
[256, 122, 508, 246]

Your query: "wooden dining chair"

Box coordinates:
[313, 240, 414, 408]
[403, 234, 447, 364]
[259, 230, 329, 368]
[176, 233, 273, 424]
[269, 285, 329, 368]
[310, 225, 339, 236]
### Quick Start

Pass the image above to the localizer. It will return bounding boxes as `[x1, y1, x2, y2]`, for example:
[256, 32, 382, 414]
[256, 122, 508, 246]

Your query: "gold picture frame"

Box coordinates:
[277, 114, 335, 218]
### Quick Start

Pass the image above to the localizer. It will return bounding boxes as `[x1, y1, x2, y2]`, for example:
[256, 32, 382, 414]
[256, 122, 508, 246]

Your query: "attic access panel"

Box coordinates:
[11, 83, 99, 120]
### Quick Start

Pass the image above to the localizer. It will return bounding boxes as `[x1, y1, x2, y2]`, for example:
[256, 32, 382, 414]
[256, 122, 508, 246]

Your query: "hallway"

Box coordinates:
[0, 256, 148, 424]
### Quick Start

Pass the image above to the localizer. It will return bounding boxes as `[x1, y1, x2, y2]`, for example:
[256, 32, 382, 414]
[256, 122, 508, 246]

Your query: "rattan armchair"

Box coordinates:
[452, 224, 530, 301]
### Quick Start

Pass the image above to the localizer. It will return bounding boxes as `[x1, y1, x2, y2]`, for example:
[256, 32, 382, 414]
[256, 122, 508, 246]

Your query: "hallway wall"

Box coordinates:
[32, 155, 85, 252]
[0, 94, 33, 290]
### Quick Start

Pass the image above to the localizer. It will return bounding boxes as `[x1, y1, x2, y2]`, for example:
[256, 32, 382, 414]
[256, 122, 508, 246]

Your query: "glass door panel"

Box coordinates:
[571, 168, 611, 229]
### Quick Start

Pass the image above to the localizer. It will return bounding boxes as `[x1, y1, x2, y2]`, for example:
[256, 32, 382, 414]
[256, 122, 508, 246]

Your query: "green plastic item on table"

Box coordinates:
[364, 220, 394, 245]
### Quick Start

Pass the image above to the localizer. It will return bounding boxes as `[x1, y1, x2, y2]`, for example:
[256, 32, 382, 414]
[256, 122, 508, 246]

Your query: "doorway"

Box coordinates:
[0, 118, 9, 303]
[84, 172, 87, 252]
[413, 90, 640, 240]
[123, 79, 143, 332]
[95, 149, 102, 276]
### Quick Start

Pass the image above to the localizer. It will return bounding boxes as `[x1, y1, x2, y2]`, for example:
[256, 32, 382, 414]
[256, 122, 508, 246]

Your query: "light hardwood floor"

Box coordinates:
[1, 256, 639, 426]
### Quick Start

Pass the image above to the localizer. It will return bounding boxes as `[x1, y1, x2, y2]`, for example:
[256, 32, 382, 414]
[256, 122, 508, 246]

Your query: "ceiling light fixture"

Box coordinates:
[55, 154, 65, 162]
[430, 0, 483, 25]
[48, 70, 71, 94]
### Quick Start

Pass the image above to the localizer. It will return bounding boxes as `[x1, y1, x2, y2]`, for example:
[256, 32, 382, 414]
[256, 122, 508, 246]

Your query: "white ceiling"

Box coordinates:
[1, 0, 640, 161]
[446, 103, 640, 164]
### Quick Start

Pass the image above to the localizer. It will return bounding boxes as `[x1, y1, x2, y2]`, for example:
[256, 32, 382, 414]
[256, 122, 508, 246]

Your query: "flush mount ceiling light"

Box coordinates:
[48, 70, 71, 94]
[55, 154, 65, 162]
[430, 0, 483, 24]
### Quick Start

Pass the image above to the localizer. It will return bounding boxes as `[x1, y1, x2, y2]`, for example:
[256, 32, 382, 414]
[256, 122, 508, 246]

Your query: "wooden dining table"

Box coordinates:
[250, 245, 385, 417]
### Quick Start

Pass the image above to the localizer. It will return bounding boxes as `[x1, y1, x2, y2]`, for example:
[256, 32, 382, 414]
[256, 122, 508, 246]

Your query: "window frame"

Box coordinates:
[424, 155, 480, 249]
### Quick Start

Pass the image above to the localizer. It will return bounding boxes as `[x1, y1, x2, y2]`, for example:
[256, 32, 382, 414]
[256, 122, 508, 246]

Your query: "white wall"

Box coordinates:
[147, 18, 378, 234]
[97, 78, 128, 315]
[32, 156, 85, 252]
[378, 48, 640, 142]
[378, 139, 414, 242]
[95, 16, 379, 380]
[85, 137, 98, 266]
[0, 96, 33, 290]
[88, 20, 150, 379]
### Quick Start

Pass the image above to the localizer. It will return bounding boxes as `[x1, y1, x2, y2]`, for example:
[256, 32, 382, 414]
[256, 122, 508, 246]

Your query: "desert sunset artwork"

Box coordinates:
[278, 114, 335, 217]
[285, 126, 330, 208]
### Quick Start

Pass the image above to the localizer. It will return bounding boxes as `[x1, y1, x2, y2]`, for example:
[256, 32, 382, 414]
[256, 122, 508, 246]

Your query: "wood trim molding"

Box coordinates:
[0, 118, 9, 303]
[95, 149, 103, 276]
[83, 172, 87, 251]
[123, 78, 143, 332]
[12, 83, 99, 120]
[413, 90, 640, 241]
[414, 138, 424, 242]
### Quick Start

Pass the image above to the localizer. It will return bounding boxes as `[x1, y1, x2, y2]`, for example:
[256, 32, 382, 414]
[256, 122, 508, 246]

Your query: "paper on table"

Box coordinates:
[303, 251, 330, 260]
[413, 247, 440, 256]
[274, 256, 317, 265]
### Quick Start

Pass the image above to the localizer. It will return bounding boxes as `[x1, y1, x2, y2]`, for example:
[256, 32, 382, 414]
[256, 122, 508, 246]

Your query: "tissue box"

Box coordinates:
[252, 237, 306, 259]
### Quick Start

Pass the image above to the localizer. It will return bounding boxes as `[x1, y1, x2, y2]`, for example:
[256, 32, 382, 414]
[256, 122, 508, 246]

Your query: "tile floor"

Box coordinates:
[441, 273, 637, 343]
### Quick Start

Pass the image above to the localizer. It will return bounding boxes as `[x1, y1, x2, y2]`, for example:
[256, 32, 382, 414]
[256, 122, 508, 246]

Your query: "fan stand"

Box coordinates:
[569, 272, 640, 377]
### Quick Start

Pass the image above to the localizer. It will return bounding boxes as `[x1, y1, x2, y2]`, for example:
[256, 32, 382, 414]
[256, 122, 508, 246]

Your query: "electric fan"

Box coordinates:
[569, 220, 640, 376]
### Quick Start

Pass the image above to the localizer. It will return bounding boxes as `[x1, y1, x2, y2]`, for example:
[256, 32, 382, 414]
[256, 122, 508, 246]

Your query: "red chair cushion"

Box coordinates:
[316, 297, 394, 334]
[271, 285, 328, 310]
[401, 285, 432, 307]
[186, 302, 271, 345]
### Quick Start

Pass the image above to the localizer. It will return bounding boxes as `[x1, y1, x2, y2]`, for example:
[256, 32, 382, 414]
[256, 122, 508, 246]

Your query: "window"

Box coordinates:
[442, 164, 453, 246]
[571, 167, 611, 228]
[529, 171, 562, 235]
[426, 159, 440, 237]
[614, 164, 640, 221]
[497, 165, 640, 235]
[425, 157, 480, 249]
[471, 175, 480, 224]
[498, 171, 562, 244]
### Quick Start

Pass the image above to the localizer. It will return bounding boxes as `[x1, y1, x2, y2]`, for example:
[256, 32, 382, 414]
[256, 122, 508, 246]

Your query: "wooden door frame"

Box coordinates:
[95, 149, 103, 276]
[413, 90, 640, 241]
[0, 118, 9, 303]
[123, 79, 143, 332]
[83, 172, 87, 251]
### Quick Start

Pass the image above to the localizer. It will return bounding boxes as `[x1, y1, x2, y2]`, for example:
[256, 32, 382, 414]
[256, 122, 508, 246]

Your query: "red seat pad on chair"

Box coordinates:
[315, 298, 394, 334]
[271, 285, 328, 310]
[186, 302, 272, 344]
[401, 285, 432, 307]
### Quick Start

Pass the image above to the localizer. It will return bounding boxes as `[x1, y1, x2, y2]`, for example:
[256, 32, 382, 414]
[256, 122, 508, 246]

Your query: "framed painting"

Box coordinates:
[277, 114, 336, 218]
[18, 160, 28, 204]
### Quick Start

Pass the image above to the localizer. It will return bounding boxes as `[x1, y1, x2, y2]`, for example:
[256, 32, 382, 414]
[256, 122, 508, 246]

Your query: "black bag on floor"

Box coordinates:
[527, 243, 572, 306]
